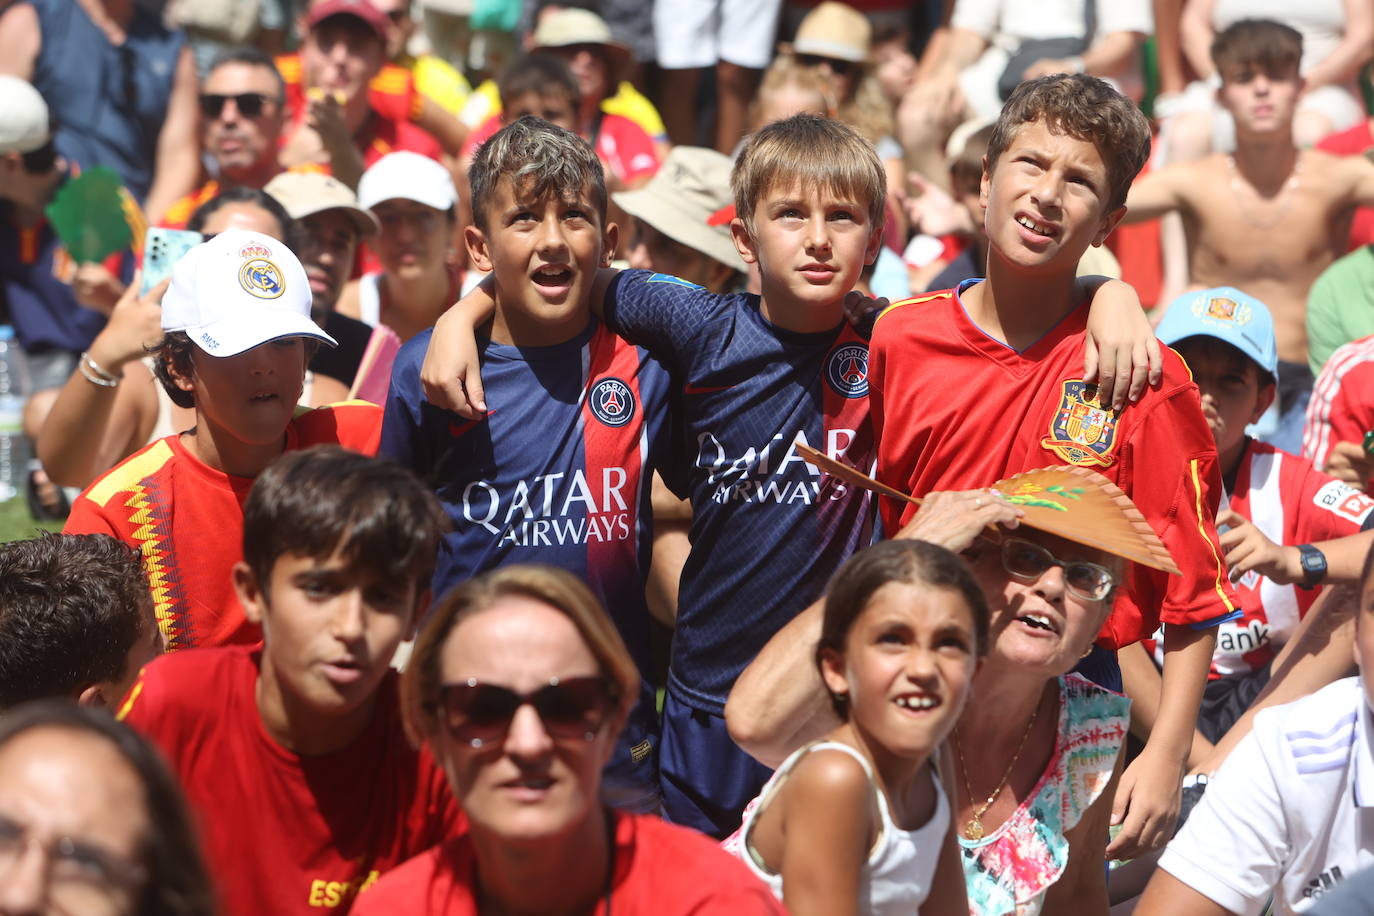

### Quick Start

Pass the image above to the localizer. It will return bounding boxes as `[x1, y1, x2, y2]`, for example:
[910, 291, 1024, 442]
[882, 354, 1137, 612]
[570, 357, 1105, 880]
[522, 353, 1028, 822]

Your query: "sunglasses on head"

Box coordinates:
[437, 676, 617, 748]
[1000, 537, 1116, 602]
[797, 53, 856, 76]
[198, 92, 273, 119]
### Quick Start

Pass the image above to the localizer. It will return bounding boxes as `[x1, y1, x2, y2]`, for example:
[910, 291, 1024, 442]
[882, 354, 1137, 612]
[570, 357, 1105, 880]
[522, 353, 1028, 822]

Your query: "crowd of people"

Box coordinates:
[2, 0, 1374, 914]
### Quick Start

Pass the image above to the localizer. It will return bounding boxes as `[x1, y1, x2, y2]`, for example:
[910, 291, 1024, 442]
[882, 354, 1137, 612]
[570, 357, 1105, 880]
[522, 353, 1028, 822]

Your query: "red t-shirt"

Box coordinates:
[869, 284, 1240, 649]
[119, 646, 461, 916]
[64, 403, 382, 650]
[276, 56, 442, 170]
[352, 811, 784, 915]
[1316, 120, 1374, 252]
[462, 113, 660, 184]
[1147, 441, 1374, 678]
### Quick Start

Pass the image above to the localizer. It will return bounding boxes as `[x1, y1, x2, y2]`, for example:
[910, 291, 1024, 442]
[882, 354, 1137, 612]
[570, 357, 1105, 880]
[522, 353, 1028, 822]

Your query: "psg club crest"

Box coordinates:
[1041, 380, 1120, 467]
[825, 344, 869, 399]
[589, 377, 636, 428]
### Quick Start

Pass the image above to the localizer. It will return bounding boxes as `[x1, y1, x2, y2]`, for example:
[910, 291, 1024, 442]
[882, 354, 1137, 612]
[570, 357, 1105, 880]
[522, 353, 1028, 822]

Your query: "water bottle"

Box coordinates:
[0, 325, 31, 503]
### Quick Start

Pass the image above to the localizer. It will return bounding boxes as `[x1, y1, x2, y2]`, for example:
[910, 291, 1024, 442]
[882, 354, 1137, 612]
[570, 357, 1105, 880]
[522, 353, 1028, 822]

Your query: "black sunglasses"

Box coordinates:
[437, 676, 617, 748]
[198, 92, 273, 119]
[797, 53, 856, 76]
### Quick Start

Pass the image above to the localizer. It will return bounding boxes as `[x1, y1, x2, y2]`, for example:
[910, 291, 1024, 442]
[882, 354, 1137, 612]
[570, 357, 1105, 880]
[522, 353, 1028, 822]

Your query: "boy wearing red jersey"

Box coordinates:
[119, 446, 460, 915]
[869, 74, 1238, 859]
[64, 230, 382, 650]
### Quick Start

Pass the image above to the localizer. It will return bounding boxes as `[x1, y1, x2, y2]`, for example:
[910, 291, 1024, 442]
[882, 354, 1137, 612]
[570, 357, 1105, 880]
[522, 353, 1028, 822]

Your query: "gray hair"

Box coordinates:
[468, 116, 607, 232]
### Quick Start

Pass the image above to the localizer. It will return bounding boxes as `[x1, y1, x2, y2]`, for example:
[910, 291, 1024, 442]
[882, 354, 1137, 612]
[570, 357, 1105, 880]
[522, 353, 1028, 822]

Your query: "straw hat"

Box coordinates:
[531, 8, 632, 70]
[789, 2, 871, 63]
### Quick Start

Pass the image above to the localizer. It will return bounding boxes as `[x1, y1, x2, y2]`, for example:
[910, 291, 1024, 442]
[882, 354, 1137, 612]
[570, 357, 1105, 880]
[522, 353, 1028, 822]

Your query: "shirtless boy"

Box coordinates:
[1125, 19, 1374, 447]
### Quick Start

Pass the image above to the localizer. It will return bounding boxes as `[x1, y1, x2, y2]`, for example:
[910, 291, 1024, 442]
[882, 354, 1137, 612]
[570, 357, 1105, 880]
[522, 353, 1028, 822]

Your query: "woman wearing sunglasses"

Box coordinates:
[726, 474, 1167, 915]
[356, 564, 784, 915]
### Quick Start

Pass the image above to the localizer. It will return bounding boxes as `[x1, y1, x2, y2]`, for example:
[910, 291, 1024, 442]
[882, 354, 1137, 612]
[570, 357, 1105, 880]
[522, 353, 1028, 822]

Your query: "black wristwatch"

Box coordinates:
[1298, 544, 1327, 589]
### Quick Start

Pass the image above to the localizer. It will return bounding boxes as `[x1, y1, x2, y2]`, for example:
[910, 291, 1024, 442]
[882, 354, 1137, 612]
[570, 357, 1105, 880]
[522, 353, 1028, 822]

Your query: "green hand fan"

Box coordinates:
[44, 167, 133, 263]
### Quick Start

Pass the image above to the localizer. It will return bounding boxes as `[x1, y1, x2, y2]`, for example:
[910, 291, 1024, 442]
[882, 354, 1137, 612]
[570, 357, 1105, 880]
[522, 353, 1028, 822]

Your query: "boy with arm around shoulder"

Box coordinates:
[869, 73, 1238, 859]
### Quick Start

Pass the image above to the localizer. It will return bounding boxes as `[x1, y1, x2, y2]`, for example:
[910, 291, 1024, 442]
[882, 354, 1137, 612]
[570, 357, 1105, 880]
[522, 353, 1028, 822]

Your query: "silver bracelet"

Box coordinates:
[78, 360, 119, 388]
[81, 351, 120, 384]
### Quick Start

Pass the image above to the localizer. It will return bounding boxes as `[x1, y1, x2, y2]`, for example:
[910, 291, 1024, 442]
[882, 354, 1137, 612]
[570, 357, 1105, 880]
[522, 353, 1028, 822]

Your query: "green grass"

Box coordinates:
[0, 496, 63, 543]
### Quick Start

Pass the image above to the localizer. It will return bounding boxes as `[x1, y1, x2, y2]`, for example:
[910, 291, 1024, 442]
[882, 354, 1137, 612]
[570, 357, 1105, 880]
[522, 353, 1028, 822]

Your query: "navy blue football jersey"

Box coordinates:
[604, 270, 879, 715]
[380, 317, 672, 806]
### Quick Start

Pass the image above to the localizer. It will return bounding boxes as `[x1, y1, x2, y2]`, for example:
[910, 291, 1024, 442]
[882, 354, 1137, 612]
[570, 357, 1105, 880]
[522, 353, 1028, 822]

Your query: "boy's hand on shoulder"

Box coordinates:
[1106, 749, 1183, 861]
[421, 301, 487, 417]
[1217, 509, 1301, 584]
[842, 290, 888, 328]
[1082, 278, 1162, 411]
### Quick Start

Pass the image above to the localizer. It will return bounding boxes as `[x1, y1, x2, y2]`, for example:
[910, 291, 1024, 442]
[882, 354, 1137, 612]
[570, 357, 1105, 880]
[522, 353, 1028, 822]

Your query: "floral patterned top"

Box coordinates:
[961, 673, 1129, 916]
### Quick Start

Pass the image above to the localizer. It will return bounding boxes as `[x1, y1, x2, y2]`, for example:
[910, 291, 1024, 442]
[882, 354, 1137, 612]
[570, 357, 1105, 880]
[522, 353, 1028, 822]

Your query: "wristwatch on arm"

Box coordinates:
[1297, 544, 1327, 590]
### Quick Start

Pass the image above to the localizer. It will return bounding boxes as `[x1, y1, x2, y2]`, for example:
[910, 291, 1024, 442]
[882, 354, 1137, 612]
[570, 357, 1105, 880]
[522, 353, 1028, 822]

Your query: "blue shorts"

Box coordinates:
[659, 690, 772, 838]
[600, 682, 662, 815]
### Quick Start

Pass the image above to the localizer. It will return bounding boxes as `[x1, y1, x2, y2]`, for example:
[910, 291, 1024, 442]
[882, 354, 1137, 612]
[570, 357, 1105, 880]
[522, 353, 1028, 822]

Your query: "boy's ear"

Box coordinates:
[864, 222, 884, 266]
[979, 155, 992, 211]
[1252, 381, 1278, 424]
[1093, 205, 1127, 248]
[730, 218, 759, 265]
[232, 561, 269, 626]
[601, 220, 619, 267]
[407, 588, 433, 640]
[77, 683, 108, 708]
[464, 224, 494, 273]
[166, 351, 197, 396]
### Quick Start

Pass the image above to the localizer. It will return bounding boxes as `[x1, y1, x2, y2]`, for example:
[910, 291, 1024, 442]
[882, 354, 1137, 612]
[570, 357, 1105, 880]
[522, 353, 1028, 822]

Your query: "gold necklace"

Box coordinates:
[952, 700, 1042, 841]
[1226, 154, 1301, 231]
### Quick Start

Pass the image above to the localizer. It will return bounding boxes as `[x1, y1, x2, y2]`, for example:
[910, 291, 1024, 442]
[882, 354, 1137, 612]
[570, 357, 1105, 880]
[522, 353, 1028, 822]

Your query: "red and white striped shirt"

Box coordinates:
[1305, 334, 1374, 476]
[1152, 441, 1374, 678]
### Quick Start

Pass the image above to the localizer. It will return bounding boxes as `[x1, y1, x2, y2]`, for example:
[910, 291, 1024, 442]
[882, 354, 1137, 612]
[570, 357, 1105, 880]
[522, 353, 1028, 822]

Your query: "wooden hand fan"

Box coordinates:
[796, 444, 1180, 575]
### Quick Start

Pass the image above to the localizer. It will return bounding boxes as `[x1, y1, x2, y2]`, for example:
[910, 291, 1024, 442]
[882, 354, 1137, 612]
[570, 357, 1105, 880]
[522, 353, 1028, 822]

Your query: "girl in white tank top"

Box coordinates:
[723, 540, 990, 914]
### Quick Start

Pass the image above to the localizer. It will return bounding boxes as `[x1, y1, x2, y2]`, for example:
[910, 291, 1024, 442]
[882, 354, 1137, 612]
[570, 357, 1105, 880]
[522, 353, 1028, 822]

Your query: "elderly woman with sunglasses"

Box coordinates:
[727, 481, 1149, 916]
[354, 564, 784, 915]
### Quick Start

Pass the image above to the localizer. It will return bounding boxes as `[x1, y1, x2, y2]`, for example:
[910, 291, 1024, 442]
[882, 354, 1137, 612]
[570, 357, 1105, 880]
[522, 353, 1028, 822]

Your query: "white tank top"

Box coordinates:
[732, 741, 949, 914]
[357, 271, 383, 328]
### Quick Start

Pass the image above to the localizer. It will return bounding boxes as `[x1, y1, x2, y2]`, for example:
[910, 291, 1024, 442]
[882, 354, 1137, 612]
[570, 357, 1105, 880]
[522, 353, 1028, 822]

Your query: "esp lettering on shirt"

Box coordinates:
[307, 869, 380, 908]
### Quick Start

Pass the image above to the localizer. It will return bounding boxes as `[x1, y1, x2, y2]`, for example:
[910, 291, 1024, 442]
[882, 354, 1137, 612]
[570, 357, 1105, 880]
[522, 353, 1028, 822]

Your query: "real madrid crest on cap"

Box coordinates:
[589, 376, 636, 427]
[237, 243, 285, 300]
[825, 343, 869, 399]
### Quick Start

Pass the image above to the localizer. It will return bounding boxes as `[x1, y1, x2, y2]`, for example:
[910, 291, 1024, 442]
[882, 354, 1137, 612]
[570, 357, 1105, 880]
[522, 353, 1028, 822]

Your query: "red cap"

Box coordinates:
[306, 0, 388, 42]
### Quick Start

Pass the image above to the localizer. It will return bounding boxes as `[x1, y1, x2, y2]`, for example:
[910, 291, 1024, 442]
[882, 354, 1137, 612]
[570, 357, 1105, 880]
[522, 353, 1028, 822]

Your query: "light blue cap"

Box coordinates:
[1155, 286, 1279, 381]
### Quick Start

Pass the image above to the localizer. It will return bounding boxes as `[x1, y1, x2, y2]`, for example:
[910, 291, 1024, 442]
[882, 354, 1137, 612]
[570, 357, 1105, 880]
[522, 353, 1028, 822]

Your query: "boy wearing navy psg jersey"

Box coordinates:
[424, 114, 1152, 836]
[381, 117, 670, 813]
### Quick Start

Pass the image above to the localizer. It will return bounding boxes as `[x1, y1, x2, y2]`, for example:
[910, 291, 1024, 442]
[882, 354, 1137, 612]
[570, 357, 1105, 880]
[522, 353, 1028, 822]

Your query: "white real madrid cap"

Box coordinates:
[161, 229, 337, 357]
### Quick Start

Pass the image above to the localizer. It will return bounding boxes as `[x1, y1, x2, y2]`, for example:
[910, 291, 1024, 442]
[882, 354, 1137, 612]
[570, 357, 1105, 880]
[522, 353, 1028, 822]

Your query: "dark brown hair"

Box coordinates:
[987, 73, 1151, 211]
[241, 446, 447, 597]
[468, 115, 607, 234]
[1211, 19, 1302, 81]
[816, 540, 989, 720]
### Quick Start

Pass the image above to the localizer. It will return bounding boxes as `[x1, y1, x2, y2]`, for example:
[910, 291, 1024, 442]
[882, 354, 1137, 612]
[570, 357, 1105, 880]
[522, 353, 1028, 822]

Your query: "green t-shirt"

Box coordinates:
[1308, 245, 1374, 376]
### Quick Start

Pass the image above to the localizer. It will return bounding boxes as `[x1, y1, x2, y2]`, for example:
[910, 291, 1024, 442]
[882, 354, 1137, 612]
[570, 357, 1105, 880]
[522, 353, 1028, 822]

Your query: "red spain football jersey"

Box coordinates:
[119, 646, 462, 915]
[869, 282, 1240, 648]
[1147, 440, 1374, 678]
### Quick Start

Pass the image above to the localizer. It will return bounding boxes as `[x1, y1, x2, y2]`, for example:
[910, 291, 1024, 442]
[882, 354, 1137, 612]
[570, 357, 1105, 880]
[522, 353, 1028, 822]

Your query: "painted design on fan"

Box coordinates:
[1003, 483, 1085, 512]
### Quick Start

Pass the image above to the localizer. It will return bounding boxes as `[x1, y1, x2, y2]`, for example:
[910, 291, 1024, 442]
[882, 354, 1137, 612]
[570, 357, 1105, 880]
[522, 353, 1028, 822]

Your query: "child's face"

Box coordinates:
[177, 339, 308, 447]
[732, 180, 882, 314]
[981, 119, 1123, 276]
[821, 582, 978, 761]
[1216, 63, 1302, 136]
[1173, 337, 1273, 458]
[466, 176, 615, 346]
[503, 91, 576, 132]
[239, 547, 418, 722]
[873, 38, 917, 103]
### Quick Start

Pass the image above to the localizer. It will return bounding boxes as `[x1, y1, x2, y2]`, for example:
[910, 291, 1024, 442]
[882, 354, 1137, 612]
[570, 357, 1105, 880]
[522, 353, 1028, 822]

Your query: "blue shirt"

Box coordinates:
[380, 316, 673, 807]
[605, 270, 879, 715]
[0, 201, 112, 355]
